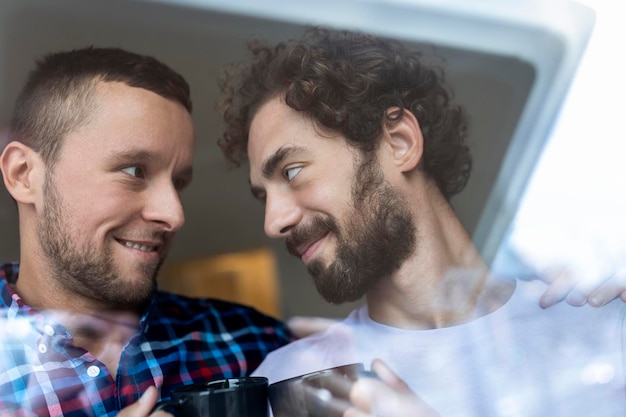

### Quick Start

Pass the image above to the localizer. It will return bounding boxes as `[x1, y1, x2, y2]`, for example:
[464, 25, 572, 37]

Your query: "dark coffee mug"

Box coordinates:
[268, 363, 368, 417]
[153, 376, 269, 417]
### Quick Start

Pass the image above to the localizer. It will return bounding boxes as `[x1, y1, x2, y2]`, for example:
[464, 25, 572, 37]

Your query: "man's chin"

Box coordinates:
[316, 285, 363, 305]
[107, 283, 155, 308]
[309, 270, 364, 305]
[108, 267, 158, 305]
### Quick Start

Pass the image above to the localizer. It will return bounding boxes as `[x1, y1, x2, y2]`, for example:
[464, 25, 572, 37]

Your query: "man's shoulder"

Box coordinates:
[153, 291, 283, 322]
[150, 290, 292, 340]
[252, 336, 342, 383]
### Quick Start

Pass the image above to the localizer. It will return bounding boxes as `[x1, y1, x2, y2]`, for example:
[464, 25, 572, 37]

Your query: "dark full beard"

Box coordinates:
[286, 157, 416, 304]
[38, 173, 159, 309]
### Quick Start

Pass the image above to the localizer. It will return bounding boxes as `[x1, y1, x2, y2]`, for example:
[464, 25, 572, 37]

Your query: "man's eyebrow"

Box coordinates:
[261, 145, 305, 178]
[109, 149, 160, 165]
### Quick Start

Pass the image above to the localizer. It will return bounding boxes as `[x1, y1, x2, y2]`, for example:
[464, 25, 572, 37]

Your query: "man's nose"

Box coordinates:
[143, 181, 185, 232]
[264, 189, 302, 239]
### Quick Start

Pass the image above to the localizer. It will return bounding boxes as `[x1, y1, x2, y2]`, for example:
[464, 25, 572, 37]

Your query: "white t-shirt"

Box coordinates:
[253, 279, 626, 416]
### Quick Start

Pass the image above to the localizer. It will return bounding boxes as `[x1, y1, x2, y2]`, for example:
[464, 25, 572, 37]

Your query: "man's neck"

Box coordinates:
[364, 187, 515, 329]
[365, 250, 513, 330]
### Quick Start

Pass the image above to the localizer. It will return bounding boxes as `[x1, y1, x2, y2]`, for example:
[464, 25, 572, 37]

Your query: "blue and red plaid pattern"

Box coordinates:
[0, 262, 293, 416]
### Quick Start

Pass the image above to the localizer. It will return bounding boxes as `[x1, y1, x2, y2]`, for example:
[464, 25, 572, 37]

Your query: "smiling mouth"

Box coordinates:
[298, 233, 329, 264]
[117, 239, 158, 253]
[287, 216, 337, 262]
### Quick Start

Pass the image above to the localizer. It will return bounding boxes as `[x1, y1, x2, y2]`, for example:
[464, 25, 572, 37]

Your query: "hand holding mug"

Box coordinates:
[268, 363, 365, 417]
[345, 359, 440, 417]
[117, 387, 173, 417]
[153, 377, 268, 417]
[268, 361, 438, 417]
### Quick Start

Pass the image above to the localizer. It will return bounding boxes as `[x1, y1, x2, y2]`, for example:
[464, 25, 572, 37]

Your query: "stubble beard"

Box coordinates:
[286, 157, 417, 304]
[38, 173, 161, 309]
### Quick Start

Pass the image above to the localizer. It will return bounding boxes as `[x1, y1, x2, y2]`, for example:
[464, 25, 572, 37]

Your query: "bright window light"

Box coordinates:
[505, 0, 626, 285]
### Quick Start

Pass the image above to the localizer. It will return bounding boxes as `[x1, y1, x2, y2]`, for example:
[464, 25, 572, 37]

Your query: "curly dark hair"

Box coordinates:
[218, 27, 471, 199]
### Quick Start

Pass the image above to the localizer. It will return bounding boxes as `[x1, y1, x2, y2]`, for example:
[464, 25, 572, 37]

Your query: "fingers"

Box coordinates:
[117, 386, 171, 417]
[348, 378, 374, 413]
[370, 359, 411, 393]
[348, 359, 402, 412]
[563, 270, 614, 307]
[539, 268, 578, 308]
[539, 267, 609, 308]
[302, 384, 353, 417]
[347, 377, 439, 417]
[539, 265, 626, 309]
[343, 407, 371, 417]
[587, 270, 626, 307]
[345, 360, 440, 417]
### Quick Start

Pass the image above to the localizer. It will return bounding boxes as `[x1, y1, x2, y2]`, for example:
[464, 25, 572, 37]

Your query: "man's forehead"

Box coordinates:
[249, 101, 317, 150]
[248, 96, 299, 135]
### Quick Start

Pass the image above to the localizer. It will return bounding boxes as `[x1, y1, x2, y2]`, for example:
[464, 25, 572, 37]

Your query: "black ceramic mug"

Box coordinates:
[268, 363, 371, 417]
[153, 376, 269, 417]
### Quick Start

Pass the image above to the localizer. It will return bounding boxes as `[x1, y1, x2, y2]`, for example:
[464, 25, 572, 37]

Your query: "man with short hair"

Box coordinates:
[218, 27, 626, 416]
[0, 46, 291, 417]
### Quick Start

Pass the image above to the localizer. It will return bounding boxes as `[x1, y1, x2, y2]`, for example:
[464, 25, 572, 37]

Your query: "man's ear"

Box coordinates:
[382, 107, 423, 173]
[0, 141, 43, 204]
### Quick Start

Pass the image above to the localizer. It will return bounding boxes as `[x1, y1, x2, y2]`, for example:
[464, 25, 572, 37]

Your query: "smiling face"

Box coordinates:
[248, 96, 415, 304]
[37, 81, 195, 308]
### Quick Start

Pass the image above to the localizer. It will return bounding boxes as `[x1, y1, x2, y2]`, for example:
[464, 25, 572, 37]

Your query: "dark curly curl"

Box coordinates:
[218, 27, 471, 199]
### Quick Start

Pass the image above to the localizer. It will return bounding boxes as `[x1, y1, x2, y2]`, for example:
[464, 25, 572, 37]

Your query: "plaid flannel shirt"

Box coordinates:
[0, 262, 292, 416]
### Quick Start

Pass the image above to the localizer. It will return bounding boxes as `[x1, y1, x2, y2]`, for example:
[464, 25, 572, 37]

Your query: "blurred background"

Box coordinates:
[0, 0, 611, 320]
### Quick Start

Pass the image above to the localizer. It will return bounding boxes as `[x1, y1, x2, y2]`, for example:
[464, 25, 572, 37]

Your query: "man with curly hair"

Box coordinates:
[218, 27, 626, 416]
[219, 28, 476, 307]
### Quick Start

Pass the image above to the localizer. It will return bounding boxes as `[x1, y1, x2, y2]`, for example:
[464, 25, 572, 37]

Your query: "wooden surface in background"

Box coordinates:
[159, 247, 282, 318]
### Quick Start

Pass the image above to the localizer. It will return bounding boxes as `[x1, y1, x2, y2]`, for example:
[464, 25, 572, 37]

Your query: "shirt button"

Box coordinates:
[87, 366, 101, 378]
[44, 325, 55, 336]
[38, 343, 48, 354]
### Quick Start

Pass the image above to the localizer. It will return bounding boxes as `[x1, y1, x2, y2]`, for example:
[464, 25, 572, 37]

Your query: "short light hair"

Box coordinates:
[9, 46, 192, 167]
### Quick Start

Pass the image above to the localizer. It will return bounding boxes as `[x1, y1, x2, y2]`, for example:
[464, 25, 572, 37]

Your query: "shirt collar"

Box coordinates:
[1, 262, 25, 310]
[1, 262, 154, 338]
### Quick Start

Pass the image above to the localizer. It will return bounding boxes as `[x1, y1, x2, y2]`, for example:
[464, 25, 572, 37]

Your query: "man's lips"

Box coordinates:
[287, 217, 337, 264]
[298, 233, 328, 264]
[115, 238, 160, 253]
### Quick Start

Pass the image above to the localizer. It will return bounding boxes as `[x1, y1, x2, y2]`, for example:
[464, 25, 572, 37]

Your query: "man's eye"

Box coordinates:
[121, 166, 145, 178]
[285, 167, 302, 181]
